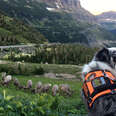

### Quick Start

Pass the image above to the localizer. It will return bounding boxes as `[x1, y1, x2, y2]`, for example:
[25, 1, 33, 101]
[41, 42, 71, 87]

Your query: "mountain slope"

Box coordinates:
[96, 11, 116, 45]
[97, 11, 116, 30]
[0, 11, 47, 45]
[0, 0, 115, 46]
[37, 0, 97, 23]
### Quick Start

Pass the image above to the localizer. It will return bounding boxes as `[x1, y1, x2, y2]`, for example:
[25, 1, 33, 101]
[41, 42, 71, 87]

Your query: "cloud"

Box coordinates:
[80, 0, 116, 15]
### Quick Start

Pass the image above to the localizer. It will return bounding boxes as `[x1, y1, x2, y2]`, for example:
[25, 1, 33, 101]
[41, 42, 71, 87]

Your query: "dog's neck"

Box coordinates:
[82, 61, 116, 81]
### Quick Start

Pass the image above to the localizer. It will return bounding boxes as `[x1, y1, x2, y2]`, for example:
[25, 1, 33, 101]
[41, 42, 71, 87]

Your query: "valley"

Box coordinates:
[0, 0, 116, 116]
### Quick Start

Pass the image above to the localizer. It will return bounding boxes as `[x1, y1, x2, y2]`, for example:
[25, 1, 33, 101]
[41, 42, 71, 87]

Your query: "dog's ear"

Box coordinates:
[95, 47, 110, 62]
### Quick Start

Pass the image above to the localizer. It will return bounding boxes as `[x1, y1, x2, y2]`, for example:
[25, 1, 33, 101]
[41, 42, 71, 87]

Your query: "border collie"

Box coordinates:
[82, 47, 116, 116]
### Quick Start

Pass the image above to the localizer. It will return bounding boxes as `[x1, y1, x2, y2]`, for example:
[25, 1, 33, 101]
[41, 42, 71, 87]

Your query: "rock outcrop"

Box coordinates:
[38, 0, 97, 23]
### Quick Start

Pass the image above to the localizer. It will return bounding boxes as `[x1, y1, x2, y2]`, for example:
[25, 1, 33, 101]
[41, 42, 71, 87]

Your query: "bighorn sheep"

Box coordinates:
[32, 81, 42, 93]
[52, 84, 59, 96]
[41, 83, 52, 93]
[13, 78, 20, 87]
[13, 78, 24, 89]
[24, 80, 32, 89]
[36, 81, 42, 90]
[3, 75, 12, 86]
[59, 84, 72, 96]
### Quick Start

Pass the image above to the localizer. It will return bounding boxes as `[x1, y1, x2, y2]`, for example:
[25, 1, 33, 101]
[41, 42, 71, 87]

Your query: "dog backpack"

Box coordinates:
[82, 70, 116, 108]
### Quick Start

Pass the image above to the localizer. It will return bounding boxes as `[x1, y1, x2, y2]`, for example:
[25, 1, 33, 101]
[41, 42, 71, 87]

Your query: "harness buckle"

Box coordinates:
[111, 90, 116, 94]
[88, 97, 92, 104]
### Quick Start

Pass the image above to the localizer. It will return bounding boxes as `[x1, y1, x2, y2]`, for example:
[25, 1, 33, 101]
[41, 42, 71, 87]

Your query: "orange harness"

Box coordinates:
[82, 70, 116, 108]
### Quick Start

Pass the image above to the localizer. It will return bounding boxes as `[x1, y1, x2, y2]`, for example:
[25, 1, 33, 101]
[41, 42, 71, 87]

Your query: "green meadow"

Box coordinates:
[0, 62, 87, 116]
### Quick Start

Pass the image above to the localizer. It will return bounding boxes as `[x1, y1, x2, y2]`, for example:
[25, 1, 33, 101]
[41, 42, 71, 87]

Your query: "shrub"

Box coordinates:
[0, 92, 67, 116]
[0, 64, 45, 75]
[33, 66, 45, 75]
[0, 64, 9, 73]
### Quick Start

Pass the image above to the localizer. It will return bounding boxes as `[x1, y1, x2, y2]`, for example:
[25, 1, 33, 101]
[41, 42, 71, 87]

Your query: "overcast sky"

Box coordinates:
[80, 0, 116, 15]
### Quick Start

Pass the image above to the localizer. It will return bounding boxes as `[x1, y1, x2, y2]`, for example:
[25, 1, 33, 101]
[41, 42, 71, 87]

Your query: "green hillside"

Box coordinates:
[0, 11, 47, 45]
[0, 0, 115, 45]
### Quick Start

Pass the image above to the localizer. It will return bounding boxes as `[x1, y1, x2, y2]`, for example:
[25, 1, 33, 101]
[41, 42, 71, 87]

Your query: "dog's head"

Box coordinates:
[94, 47, 116, 69]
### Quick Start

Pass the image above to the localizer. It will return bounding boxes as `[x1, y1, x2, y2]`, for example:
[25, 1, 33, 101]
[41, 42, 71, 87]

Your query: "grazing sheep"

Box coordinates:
[36, 81, 42, 90]
[13, 78, 20, 87]
[59, 84, 72, 96]
[41, 83, 52, 93]
[52, 84, 59, 96]
[3, 75, 12, 86]
[24, 80, 32, 89]
[32, 81, 42, 94]
[13, 78, 24, 89]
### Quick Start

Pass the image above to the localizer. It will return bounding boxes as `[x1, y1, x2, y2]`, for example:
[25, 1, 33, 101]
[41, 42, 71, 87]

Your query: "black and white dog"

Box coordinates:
[82, 47, 116, 116]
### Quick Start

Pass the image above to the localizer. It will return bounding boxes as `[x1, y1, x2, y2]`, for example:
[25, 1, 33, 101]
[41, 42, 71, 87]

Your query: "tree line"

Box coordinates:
[8, 44, 98, 65]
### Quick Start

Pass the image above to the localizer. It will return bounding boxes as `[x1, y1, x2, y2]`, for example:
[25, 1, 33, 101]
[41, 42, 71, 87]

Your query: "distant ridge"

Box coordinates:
[96, 11, 116, 30]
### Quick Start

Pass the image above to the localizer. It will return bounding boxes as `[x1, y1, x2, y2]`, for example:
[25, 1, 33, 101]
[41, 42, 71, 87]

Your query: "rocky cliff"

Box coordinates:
[42, 0, 82, 10]
[38, 0, 81, 9]
[38, 0, 97, 23]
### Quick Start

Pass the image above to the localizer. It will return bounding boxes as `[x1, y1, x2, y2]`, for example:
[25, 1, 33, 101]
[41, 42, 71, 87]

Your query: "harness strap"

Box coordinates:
[89, 89, 112, 107]
[82, 70, 116, 108]
[90, 81, 116, 98]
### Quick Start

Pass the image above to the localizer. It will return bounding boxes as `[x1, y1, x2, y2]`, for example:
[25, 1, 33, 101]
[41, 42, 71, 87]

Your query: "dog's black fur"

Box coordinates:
[82, 47, 116, 116]
[94, 48, 116, 68]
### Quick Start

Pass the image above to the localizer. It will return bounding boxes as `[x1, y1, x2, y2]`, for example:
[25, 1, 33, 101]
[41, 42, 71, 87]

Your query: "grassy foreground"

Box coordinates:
[0, 62, 87, 115]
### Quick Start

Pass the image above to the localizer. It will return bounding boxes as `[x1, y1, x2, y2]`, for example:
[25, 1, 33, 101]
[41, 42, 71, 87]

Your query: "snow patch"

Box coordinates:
[105, 18, 116, 22]
[46, 7, 56, 11]
[3, 0, 9, 2]
[24, 5, 32, 9]
[55, 2, 60, 8]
